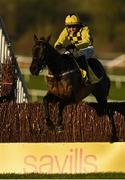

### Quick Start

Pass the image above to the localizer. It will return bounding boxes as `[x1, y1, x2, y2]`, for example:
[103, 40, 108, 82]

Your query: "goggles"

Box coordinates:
[66, 25, 78, 28]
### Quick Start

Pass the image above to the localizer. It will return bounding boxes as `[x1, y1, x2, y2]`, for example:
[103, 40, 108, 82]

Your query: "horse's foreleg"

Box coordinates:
[43, 94, 54, 130]
[107, 107, 118, 142]
[56, 100, 66, 132]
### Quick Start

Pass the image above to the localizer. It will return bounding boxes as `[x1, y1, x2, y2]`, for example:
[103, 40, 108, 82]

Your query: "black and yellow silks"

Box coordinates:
[54, 25, 93, 49]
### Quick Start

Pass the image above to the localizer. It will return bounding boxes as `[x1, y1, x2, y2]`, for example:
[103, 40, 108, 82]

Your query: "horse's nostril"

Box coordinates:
[32, 68, 39, 76]
[34, 71, 39, 76]
[30, 64, 38, 74]
[30, 66, 34, 74]
[29, 66, 32, 73]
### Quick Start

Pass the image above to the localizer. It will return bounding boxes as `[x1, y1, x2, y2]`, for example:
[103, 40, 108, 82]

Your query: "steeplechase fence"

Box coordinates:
[0, 101, 124, 142]
[0, 17, 28, 103]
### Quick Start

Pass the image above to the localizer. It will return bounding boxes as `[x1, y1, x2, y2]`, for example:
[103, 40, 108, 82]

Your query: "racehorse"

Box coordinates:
[30, 35, 110, 131]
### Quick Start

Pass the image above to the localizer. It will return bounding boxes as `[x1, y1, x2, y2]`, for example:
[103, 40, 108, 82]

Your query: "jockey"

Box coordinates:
[54, 14, 94, 80]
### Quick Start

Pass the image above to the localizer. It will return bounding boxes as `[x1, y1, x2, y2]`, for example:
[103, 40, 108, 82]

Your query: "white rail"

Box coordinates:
[0, 17, 28, 103]
[109, 75, 125, 88]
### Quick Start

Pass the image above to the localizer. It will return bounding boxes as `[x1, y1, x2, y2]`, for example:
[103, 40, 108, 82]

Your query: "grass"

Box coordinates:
[0, 173, 125, 179]
[109, 82, 125, 100]
[26, 75, 47, 90]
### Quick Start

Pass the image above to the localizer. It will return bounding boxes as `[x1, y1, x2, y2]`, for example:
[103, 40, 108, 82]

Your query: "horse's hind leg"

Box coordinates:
[43, 94, 54, 130]
[93, 76, 110, 106]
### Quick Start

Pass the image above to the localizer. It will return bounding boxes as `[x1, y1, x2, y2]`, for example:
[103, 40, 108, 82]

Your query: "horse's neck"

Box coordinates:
[46, 44, 68, 74]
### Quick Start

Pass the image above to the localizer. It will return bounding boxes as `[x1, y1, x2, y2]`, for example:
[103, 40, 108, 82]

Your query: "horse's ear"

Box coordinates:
[34, 34, 38, 42]
[46, 34, 51, 42]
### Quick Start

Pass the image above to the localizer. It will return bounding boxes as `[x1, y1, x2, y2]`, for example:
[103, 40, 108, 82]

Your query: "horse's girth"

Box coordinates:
[46, 69, 82, 98]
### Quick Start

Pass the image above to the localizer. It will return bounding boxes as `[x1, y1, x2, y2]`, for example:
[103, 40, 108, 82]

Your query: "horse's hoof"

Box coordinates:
[46, 121, 55, 130]
[48, 125, 55, 130]
[110, 135, 119, 143]
[56, 125, 64, 132]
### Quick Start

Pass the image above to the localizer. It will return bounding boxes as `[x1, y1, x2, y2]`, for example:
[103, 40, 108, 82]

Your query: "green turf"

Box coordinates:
[109, 82, 125, 100]
[0, 173, 125, 179]
[26, 75, 47, 90]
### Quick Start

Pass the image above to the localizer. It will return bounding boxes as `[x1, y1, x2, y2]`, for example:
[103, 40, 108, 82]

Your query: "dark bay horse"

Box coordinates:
[30, 35, 110, 131]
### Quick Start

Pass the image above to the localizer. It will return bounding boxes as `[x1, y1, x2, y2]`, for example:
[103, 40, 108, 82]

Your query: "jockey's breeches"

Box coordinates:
[74, 46, 94, 59]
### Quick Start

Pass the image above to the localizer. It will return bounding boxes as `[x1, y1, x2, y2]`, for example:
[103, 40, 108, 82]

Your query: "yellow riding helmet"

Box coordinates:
[65, 14, 80, 26]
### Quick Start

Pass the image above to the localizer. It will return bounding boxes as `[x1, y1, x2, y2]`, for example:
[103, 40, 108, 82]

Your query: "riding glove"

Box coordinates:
[55, 44, 63, 50]
[66, 44, 75, 50]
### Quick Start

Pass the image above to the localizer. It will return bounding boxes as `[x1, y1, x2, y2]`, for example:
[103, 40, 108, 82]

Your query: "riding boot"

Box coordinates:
[78, 56, 91, 84]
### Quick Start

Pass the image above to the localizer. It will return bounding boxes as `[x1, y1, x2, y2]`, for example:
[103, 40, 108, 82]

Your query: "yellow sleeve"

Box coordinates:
[54, 28, 68, 48]
[76, 26, 91, 49]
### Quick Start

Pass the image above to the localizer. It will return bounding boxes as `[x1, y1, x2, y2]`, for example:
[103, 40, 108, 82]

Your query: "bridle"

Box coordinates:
[33, 40, 47, 69]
